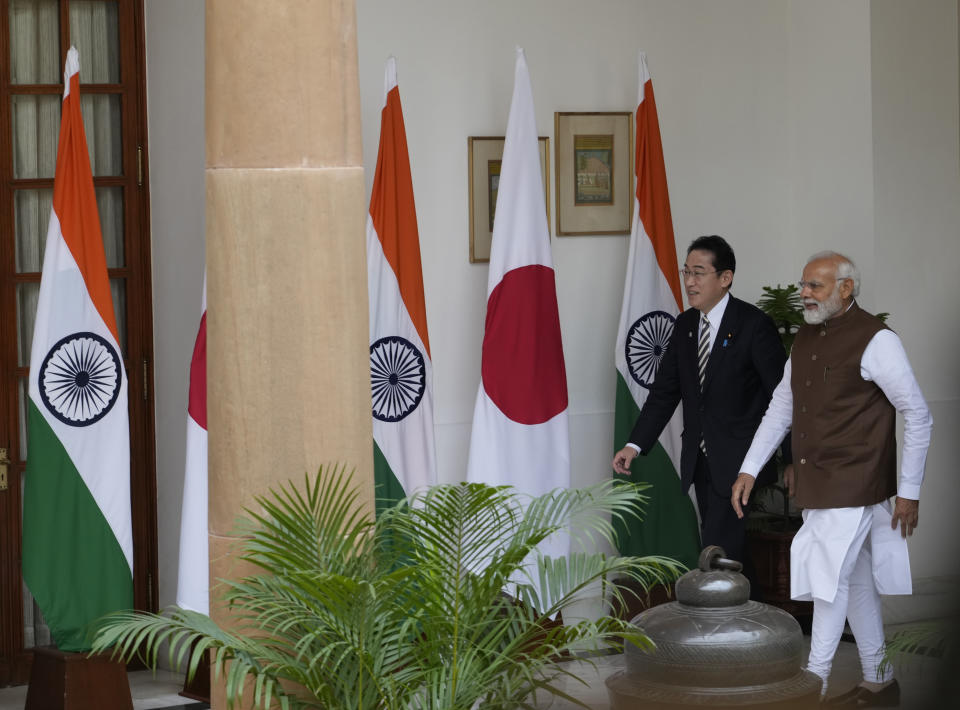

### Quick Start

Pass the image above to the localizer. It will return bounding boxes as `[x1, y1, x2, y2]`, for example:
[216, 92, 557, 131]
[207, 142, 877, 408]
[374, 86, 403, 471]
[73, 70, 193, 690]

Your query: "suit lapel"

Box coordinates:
[701, 296, 741, 394]
[678, 309, 700, 391]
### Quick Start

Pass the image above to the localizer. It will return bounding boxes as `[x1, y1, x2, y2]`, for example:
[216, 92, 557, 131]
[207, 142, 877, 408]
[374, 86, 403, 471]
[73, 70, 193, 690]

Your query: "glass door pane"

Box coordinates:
[13, 188, 53, 272]
[97, 187, 125, 267]
[11, 95, 60, 179]
[80, 94, 123, 176]
[69, 1, 119, 84]
[9, 0, 60, 85]
[15, 283, 39, 368]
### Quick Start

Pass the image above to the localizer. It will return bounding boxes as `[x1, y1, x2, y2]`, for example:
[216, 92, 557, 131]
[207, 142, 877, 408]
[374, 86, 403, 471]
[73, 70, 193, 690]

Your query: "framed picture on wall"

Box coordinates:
[554, 112, 632, 235]
[468, 136, 550, 263]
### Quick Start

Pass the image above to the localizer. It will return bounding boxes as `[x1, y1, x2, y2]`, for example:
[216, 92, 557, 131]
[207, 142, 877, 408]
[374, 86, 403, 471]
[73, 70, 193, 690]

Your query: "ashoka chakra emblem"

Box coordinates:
[370, 336, 426, 423]
[38, 331, 122, 427]
[625, 311, 675, 389]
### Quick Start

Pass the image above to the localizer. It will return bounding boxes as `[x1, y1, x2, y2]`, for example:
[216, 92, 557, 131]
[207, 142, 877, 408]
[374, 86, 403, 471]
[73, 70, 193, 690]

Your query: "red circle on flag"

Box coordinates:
[481, 265, 568, 424]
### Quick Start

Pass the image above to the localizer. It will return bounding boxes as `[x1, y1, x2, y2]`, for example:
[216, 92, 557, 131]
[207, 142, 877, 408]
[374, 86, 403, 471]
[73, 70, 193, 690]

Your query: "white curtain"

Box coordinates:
[10, 0, 59, 85]
[11, 0, 122, 651]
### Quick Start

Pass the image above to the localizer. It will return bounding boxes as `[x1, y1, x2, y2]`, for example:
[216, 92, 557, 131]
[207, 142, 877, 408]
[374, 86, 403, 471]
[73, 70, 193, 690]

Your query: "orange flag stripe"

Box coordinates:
[635, 79, 683, 312]
[53, 70, 119, 344]
[369, 86, 431, 358]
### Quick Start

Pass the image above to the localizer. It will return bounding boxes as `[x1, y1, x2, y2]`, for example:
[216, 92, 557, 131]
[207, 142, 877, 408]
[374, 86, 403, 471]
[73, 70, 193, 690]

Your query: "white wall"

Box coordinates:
[786, 0, 876, 292]
[144, 0, 206, 614]
[356, 0, 797, 492]
[354, 0, 960, 620]
[870, 0, 960, 611]
[142, 0, 960, 624]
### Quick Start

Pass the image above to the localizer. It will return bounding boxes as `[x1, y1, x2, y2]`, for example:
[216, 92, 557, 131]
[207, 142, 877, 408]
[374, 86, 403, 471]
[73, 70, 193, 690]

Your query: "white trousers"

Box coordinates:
[806, 506, 893, 691]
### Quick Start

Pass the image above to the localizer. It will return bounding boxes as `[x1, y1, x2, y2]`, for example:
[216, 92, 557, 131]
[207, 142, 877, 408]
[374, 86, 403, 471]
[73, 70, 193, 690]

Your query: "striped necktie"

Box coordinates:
[697, 313, 711, 391]
[698, 313, 710, 454]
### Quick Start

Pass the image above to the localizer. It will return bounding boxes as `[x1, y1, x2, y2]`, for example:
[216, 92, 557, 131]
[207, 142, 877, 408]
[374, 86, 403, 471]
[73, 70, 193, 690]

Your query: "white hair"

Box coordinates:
[806, 251, 860, 297]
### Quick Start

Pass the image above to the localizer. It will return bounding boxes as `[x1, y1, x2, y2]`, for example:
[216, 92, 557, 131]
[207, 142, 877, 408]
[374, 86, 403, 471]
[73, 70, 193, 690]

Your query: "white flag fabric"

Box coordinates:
[466, 48, 570, 562]
[367, 57, 437, 514]
[176, 277, 208, 614]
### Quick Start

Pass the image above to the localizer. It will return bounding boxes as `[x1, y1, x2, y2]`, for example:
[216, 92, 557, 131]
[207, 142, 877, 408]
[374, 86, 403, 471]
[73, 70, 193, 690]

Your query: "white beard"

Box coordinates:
[803, 289, 844, 325]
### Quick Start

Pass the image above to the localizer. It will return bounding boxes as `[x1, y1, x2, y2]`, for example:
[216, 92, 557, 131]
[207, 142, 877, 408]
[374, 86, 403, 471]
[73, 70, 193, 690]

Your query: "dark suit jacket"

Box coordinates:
[629, 295, 787, 494]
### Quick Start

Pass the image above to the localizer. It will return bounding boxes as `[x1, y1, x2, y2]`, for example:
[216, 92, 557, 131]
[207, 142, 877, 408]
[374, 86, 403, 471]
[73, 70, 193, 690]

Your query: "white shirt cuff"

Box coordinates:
[626, 443, 640, 454]
[738, 460, 762, 479]
[897, 482, 921, 500]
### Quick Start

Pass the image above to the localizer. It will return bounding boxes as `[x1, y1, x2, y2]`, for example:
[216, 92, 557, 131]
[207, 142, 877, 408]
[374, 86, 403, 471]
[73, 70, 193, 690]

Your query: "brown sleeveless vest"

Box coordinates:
[790, 302, 896, 509]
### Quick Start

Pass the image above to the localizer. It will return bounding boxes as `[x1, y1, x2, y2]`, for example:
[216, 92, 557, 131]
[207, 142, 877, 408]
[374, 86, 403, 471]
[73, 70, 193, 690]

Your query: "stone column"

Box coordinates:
[204, 1, 372, 706]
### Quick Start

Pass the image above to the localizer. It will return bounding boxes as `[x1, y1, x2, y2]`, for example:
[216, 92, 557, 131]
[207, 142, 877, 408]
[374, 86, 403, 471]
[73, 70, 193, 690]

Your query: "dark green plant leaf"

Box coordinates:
[92, 466, 682, 710]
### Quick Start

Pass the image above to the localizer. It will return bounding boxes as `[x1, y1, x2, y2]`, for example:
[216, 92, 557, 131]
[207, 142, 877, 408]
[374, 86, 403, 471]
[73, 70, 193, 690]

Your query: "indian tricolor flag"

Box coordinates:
[367, 57, 437, 514]
[466, 48, 570, 563]
[22, 47, 133, 652]
[613, 52, 699, 569]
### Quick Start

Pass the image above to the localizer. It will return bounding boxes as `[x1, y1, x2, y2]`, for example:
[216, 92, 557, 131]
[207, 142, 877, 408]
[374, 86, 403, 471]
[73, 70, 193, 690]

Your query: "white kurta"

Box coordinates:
[790, 502, 910, 602]
[740, 321, 932, 602]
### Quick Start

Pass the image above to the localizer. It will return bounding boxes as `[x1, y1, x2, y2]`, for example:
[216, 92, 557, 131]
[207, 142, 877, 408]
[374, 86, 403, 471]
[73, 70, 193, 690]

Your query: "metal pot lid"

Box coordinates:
[675, 546, 750, 608]
[623, 546, 811, 691]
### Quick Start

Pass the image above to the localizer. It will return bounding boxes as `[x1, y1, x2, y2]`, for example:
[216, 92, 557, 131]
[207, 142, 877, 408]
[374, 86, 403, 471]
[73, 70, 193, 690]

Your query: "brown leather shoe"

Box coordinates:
[825, 679, 900, 707]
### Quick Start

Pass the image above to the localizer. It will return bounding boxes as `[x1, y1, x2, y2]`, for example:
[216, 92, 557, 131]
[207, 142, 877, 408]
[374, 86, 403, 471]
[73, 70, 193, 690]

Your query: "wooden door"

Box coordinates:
[0, 0, 156, 685]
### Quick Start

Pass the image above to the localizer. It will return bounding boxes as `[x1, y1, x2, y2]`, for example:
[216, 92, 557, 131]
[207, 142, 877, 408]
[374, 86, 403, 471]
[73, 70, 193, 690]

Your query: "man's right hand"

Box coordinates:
[731, 472, 756, 519]
[612, 446, 637, 475]
[783, 464, 795, 497]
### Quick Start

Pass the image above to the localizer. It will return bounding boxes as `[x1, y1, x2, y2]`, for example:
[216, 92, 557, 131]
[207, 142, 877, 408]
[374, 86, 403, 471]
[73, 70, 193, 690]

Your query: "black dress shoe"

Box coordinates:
[825, 679, 900, 707]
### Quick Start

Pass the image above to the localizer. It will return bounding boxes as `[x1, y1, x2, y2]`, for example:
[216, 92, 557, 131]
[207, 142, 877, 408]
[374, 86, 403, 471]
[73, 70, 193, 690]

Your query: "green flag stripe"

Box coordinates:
[613, 372, 700, 569]
[373, 440, 407, 518]
[22, 400, 132, 651]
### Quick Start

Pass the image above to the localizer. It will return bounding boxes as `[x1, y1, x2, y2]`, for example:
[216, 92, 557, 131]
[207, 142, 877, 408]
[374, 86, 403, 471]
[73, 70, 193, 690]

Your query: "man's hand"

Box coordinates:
[890, 497, 919, 538]
[783, 464, 795, 497]
[612, 446, 638, 475]
[731, 473, 756, 519]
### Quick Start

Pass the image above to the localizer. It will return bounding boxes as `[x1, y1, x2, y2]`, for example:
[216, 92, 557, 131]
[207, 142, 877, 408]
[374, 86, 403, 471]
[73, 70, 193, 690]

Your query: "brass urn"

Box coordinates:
[607, 546, 821, 708]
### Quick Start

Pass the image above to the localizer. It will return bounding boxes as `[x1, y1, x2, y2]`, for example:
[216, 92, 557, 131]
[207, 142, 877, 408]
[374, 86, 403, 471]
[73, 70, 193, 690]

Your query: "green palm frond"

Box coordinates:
[878, 619, 958, 678]
[93, 466, 682, 710]
[239, 464, 375, 575]
[95, 607, 298, 710]
[756, 283, 804, 352]
[521, 552, 684, 619]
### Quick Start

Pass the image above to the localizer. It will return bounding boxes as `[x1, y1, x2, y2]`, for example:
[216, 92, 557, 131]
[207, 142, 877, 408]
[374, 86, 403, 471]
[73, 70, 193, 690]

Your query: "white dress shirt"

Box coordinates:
[699, 291, 729, 353]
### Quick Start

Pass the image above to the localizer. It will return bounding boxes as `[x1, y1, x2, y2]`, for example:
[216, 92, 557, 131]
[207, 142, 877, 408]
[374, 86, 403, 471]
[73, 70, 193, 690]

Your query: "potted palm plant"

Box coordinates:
[93, 465, 683, 709]
[878, 616, 958, 704]
[752, 283, 805, 532]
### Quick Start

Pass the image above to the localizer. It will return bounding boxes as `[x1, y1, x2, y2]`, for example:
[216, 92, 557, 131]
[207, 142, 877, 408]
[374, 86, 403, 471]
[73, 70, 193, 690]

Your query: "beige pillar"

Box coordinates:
[205, 1, 372, 706]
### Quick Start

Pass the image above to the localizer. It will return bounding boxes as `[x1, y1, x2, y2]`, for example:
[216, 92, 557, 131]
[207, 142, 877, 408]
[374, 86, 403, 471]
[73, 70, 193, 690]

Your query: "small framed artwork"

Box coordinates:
[554, 112, 632, 235]
[468, 136, 550, 263]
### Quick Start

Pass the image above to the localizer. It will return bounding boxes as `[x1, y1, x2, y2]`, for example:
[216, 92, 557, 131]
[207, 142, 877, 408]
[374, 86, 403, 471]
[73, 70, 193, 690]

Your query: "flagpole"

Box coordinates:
[23, 45, 134, 710]
[612, 51, 700, 576]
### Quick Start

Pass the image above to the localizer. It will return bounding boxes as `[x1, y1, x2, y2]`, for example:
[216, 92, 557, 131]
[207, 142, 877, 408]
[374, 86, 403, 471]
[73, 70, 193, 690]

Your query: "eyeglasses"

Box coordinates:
[797, 277, 850, 292]
[680, 268, 720, 280]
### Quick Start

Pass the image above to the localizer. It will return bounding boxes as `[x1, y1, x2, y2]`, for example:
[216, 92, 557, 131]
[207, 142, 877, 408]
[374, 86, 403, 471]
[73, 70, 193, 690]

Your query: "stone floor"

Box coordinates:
[0, 631, 945, 709]
[539, 634, 944, 709]
[0, 666, 203, 709]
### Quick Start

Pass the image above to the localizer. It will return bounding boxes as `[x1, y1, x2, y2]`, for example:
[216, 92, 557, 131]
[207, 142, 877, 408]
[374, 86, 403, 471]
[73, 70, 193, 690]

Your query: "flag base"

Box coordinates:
[25, 646, 132, 710]
[179, 646, 211, 703]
